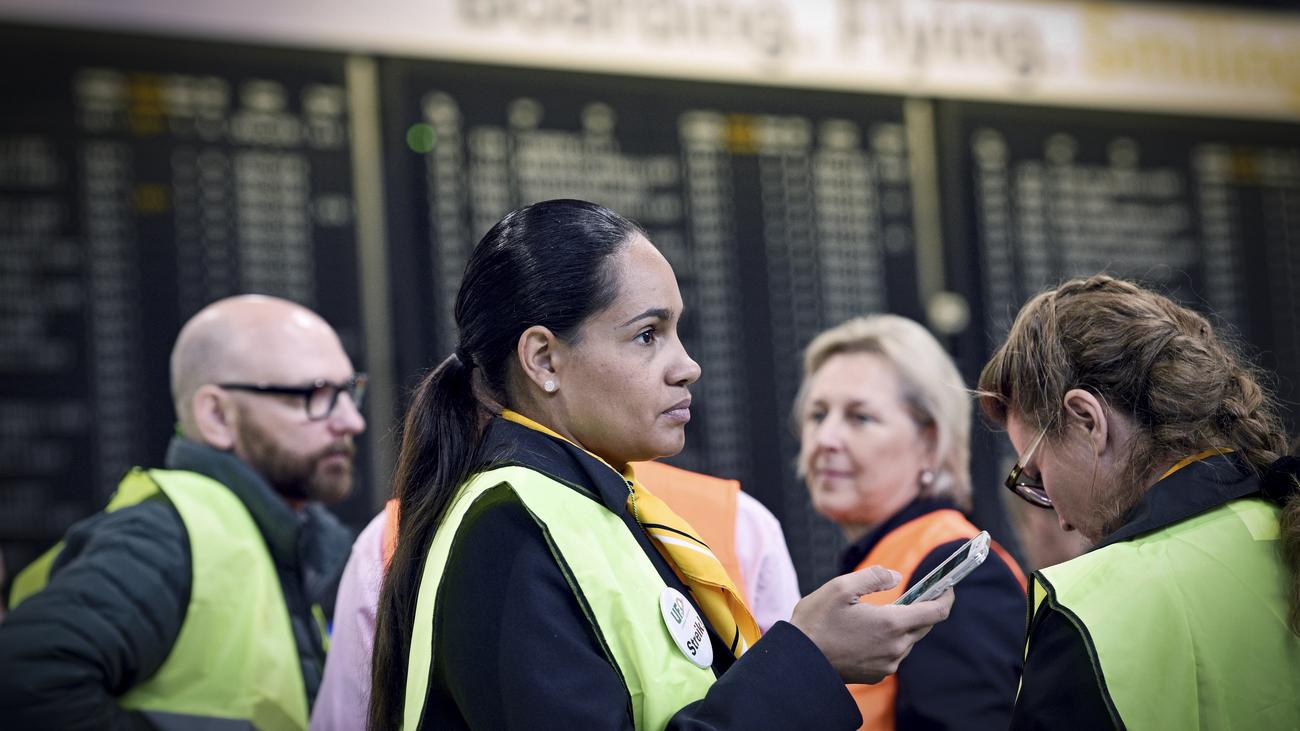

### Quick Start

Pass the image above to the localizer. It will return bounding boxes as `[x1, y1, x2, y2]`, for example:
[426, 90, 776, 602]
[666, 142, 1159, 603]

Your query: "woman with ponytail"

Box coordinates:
[979, 274, 1300, 730]
[369, 199, 952, 730]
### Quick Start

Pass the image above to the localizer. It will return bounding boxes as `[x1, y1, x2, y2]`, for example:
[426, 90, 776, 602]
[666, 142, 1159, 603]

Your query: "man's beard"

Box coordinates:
[236, 420, 356, 505]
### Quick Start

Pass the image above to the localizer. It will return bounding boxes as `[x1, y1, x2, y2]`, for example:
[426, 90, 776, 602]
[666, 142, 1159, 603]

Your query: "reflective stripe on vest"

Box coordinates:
[404, 465, 716, 731]
[10, 468, 308, 731]
[632, 460, 746, 602]
[848, 509, 1026, 731]
[1032, 498, 1300, 729]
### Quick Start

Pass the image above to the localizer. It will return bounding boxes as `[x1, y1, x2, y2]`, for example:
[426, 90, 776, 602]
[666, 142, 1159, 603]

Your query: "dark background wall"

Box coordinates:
[1, 4, 1297, 594]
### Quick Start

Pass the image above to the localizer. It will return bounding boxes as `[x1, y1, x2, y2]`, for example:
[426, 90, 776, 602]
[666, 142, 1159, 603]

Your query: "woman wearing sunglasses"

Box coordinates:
[980, 274, 1300, 729]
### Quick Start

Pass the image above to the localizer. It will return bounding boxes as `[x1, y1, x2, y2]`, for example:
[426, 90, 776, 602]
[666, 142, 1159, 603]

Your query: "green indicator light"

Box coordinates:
[407, 123, 436, 153]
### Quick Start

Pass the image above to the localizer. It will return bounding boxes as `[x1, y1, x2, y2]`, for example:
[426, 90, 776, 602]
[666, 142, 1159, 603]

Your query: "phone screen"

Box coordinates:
[894, 531, 988, 605]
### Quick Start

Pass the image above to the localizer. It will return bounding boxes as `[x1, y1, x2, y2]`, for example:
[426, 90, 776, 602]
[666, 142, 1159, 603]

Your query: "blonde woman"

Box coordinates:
[796, 315, 1027, 730]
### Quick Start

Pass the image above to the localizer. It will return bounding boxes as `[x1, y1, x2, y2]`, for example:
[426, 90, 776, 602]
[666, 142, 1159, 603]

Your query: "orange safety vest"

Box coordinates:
[379, 461, 747, 597]
[849, 509, 1027, 731]
[632, 460, 745, 599]
[382, 498, 400, 569]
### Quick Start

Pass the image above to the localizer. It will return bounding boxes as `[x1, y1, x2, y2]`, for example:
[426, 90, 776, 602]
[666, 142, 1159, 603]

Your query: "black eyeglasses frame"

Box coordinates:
[1005, 423, 1053, 509]
[217, 373, 367, 421]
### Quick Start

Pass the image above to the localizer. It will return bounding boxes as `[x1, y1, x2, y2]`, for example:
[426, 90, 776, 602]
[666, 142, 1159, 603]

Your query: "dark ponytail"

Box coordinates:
[368, 200, 641, 729]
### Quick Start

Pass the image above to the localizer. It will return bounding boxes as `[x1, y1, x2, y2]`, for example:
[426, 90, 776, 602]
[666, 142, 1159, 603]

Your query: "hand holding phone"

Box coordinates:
[792, 565, 954, 684]
[893, 530, 990, 605]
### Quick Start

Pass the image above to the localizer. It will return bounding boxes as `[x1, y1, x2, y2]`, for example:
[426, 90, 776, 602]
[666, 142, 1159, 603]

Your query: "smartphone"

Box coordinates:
[893, 530, 990, 605]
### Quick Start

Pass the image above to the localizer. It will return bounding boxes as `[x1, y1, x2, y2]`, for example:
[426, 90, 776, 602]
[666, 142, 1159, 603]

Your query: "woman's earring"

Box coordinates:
[918, 469, 935, 488]
[543, 380, 557, 393]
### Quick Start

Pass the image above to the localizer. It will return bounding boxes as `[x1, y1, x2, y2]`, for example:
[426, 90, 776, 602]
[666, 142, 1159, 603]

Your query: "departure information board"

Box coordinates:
[11, 23, 1295, 592]
[939, 102, 1299, 425]
[0, 26, 370, 572]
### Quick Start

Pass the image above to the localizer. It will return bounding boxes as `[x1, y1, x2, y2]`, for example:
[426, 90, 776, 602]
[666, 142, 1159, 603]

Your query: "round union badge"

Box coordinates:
[659, 587, 712, 669]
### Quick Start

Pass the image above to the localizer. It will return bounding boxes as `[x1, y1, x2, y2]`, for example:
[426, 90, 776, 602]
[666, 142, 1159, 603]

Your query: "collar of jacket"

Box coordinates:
[836, 497, 960, 576]
[478, 416, 634, 516]
[476, 415, 739, 676]
[164, 436, 317, 570]
[1093, 452, 1259, 551]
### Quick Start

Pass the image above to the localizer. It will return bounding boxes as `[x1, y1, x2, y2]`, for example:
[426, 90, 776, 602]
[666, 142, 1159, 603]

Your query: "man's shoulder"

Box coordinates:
[18, 489, 195, 636]
[57, 492, 189, 572]
[64, 490, 184, 543]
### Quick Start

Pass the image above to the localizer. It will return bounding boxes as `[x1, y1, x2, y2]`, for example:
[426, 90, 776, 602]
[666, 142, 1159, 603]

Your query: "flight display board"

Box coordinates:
[14, 22, 1296, 593]
[938, 101, 1300, 504]
[0, 26, 371, 573]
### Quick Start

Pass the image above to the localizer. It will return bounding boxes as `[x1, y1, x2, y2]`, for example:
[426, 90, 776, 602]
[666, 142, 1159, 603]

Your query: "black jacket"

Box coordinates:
[0, 437, 353, 731]
[837, 499, 1027, 730]
[1009, 453, 1298, 731]
[418, 417, 862, 729]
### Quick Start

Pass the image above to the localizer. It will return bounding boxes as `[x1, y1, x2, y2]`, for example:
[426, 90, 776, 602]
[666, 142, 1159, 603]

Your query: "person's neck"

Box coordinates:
[1094, 452, 1211, 541]
[837, 490, 925, 545]
[500, 408, 630, 476]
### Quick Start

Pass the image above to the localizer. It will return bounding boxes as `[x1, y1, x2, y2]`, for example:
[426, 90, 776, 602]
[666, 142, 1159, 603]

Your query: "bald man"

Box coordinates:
[0, 295, 366, 731]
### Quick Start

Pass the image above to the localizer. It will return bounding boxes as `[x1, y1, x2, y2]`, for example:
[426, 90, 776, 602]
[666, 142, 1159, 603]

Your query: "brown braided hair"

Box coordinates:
[978, 274, 1300, 634]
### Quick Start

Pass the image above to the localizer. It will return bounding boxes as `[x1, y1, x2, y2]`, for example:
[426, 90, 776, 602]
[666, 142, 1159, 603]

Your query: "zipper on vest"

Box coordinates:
[626, 479, 640, 522]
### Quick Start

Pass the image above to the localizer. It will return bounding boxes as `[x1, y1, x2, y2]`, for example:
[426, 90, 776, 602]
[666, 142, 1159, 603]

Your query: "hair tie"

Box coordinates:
[1261, 456, 1300, 505]
[454, 347, 475, 369]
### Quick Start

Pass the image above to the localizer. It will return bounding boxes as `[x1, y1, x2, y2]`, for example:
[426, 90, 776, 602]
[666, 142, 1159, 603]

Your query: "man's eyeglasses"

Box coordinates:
[1005, 424, 1052, 509]
[218, 374, 367, 421]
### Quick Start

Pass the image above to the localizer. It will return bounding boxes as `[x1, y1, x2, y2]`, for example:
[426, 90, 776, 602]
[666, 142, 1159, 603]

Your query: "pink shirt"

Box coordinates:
[310, 510, 386, 731]
[309, 491, 801, 731]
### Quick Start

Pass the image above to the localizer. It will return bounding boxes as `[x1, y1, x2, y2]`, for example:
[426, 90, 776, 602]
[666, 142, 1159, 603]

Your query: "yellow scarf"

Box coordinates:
[1158, 448, 1233, 482]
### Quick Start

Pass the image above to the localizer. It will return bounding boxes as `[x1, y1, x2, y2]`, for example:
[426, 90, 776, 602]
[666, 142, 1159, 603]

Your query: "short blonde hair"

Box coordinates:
[795, 314, 972, 508]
